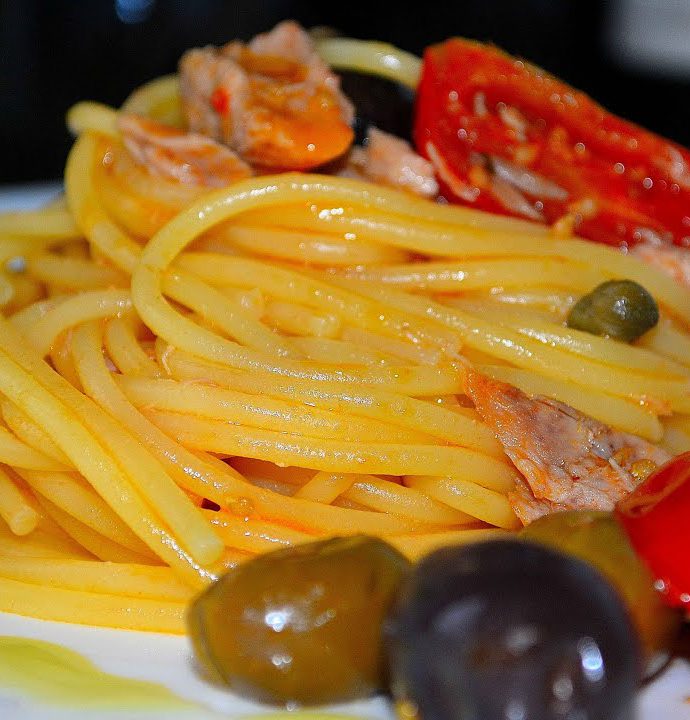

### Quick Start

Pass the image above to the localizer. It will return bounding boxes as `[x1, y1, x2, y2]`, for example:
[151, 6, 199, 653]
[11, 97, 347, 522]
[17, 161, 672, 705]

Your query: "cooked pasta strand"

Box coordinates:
[0, 424, 70, 471]
[1, 399, 74, 467]
[161, 347, 502, 454]
[36, 496, 157, 565]
[0, 207, 80, 239]
[162, 269, 300, 358]
[315, 37, 422, 89]
[213, 224, 410, 265]
[263, 300, 341, 339]
[404, 475, 521, 530]
[16, 468, 155, 556]
[206, 511, 320, 554]
[145, 408, 519, 482]
[121, 74, 183, 125]
[0, 576, 185, 633]
[116, 376, 438, 445]
[0, 523, 94, 560]
[290, 336, 394, 365]
[27, 255, 128, 291]
[23, 289, 133, 357]
[0, 465, 39, 536]
[177, 253, 462, 353]
[345, 258, 607, 293]
[70, 321, 224, 565]
[0, 318, 215, 585]
[293, 471, 357, 503]
[104, 317, 161, 377]
[340, 474, 475, 525]
[4, 90, 690, 638]
[0, 557, 193, 602]
[67, 101, 119, 137]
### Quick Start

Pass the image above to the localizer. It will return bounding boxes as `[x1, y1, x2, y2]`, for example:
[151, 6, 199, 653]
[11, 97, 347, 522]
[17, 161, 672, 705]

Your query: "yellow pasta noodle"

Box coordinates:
[145, 407, 519, 482]
[0, 424, 70, 471]
[263, 300, 341, 339]
[0, 557, 193, 602]
[387, 528, 507, 561]
[0, 466, 39, 536]
[0, 522, 94, 561]
[160, 347, 502, 453]
[1, 399, 74, 467]
[0, 320, 216, 584]
[0, 77, 688, 637]
[35, 496, 156, 566]
[26, 255, 128, 291]
[117, 376, 438, 445]
[15, 468, 154, 556]
[0, 576, 185, 633]
[103, 317, 161, 377]
[404, 475, 521, 530]
[209, 224, 410, 266]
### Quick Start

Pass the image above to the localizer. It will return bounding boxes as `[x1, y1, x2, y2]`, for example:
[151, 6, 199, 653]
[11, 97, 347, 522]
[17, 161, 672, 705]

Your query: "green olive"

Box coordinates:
[521, 511, 680, 674]
[566, 279, 659, 342]
[187, 535, 410, 706]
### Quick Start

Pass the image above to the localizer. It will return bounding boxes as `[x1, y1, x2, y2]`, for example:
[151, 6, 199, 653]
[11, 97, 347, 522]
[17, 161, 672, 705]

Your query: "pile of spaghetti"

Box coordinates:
[2, 34, 690, 635]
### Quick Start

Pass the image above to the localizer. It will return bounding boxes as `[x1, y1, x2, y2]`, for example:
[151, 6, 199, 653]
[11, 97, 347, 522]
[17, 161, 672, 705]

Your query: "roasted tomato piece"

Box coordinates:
[414, 39, 690, 248]
[616, 452, 690, 610]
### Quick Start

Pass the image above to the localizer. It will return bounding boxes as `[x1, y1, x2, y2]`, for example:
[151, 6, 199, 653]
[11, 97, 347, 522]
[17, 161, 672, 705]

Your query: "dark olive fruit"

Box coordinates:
[187, 535, 410, 706]
[339, 71, 415, 145]
[566, 279, 659, 342]
[521, 510, 681, 675]
[386, 540, 640, 720]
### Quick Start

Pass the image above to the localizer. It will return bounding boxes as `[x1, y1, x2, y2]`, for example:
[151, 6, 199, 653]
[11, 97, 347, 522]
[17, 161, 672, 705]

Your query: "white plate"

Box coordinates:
[1, 185, 689, 719]
[0, 183, 64, 212]
[0, 612, 396, 720]
[2, 611, 690, 720]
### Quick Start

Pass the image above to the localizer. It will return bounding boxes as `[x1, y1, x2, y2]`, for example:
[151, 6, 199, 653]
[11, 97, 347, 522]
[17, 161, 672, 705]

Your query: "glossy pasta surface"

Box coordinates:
[1, 69, 690, 633]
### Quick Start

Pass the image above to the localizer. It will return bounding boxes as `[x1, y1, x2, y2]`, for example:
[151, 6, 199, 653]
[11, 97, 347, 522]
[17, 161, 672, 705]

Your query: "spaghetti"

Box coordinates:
[1, 31, 690, 633]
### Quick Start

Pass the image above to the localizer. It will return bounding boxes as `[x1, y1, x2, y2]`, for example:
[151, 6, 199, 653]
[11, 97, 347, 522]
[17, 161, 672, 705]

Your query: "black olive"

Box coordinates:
[339, 71, 415, 145]
[566, 279, 659, 342]
[188, 535, 410, 706]
[386, 540, 640, 720]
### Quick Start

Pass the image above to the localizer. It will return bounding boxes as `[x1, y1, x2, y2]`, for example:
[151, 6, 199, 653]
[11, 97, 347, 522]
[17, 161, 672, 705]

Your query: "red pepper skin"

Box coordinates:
[414, 39, 690, 249]
[616, 452, 690, 609]
[210, 87, 230, 116]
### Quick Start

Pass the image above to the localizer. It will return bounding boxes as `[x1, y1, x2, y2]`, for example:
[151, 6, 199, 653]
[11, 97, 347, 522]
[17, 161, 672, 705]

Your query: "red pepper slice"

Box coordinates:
[414, 39, 690, 249]
[616, 453, 690, 609]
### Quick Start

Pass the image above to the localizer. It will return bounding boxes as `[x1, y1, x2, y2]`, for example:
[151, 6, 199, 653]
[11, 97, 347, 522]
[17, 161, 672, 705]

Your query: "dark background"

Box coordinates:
[2, 0, 689, 184]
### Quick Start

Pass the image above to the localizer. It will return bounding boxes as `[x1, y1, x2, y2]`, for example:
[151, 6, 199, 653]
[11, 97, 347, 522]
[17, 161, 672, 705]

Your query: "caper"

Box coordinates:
[521, 511, 681, 675]
[566, 279, 659, 341]
[187, 535, 410, 706]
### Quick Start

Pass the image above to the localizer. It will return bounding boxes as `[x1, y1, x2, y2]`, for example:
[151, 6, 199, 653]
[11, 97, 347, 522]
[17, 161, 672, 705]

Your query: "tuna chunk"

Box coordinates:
[464, 370, 670, 525]
[178, 21, 354, 170]
[343, 128, 439, 198]
[118, 113, 252, 187]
